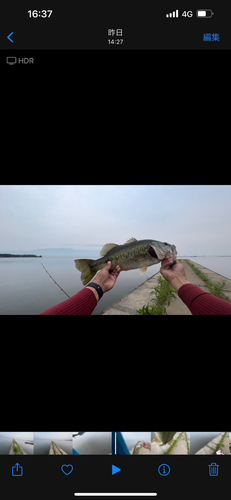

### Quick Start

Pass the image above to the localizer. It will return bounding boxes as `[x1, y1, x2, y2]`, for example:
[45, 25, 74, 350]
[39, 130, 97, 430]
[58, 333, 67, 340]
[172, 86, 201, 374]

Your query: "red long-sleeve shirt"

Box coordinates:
[39, 288, 97, 315]
[39, 283, 231, 315]
[178, 283, 231, 315]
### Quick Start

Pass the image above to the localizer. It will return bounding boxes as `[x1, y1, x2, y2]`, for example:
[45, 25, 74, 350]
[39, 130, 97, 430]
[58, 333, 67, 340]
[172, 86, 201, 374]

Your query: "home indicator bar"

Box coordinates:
[74, 494, 157, 497]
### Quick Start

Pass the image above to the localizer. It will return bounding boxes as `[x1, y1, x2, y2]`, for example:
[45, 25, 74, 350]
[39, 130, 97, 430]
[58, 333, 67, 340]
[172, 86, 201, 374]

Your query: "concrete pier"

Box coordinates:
[102, 260, 231, 315]
[102, 272, 164, 315]
[184, 260, 231, 302]
[151, 432, 190, 455]
[195, 432, 229, 455]
[49, 441, 67, 455]
[9, 439, 27, 455]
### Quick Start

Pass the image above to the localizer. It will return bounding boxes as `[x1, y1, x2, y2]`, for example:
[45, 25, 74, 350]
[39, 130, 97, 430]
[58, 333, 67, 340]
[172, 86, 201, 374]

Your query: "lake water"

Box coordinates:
[190, 432, 222, 454]
[16, 439, 34, 454]
[0, 256, 230, 315]
[0, 256, 161, 315]
[119, 432, 151, 452]
[0, 437, 14, 454]
[34, 438, 72, 454]
[73, 432, 112, 454]
[180, 256, 231, 280]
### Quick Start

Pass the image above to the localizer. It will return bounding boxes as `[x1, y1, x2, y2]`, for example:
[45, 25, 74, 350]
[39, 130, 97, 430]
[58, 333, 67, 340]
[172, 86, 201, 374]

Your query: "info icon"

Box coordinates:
[158, 464, 170, 476]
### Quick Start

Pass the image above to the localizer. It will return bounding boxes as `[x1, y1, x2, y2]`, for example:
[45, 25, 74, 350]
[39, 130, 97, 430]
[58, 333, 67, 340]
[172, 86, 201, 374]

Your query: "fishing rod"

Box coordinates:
[41, 263, 70, 298]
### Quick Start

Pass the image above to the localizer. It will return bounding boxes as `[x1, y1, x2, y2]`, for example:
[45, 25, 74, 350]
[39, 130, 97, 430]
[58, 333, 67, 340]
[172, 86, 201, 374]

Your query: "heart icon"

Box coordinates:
[61, 464, 73, 475]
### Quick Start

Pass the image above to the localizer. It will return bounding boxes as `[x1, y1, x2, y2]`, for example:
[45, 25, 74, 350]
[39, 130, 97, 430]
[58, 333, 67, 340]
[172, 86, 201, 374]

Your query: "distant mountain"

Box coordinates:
[3, 248, 100, 257]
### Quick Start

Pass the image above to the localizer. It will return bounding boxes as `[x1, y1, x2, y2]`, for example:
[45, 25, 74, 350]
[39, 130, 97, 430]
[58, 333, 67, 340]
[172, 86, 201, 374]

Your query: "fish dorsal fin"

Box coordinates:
[124, 237, 137, 245]
[100, 243, 118, 256]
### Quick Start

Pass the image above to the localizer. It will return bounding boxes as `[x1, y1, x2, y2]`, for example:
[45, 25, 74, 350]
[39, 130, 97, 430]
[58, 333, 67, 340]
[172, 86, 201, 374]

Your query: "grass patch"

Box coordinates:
[137, 276, 177, 315]
[165, 432, 183, 455]
[51, 441, 64, 455]
[164, 432, 190, 455]
[185, 432, 190, 454]
[212, 432, 227, 455]
[12, 441, 23, 455]
[185, 260, 231, 302]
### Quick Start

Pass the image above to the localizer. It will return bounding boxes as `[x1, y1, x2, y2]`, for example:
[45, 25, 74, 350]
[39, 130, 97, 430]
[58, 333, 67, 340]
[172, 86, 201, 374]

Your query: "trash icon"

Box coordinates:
[208, 463, 219, 476]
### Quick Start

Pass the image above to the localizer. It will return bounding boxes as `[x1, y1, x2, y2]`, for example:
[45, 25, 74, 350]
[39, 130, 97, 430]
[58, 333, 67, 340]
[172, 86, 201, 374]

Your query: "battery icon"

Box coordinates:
[196, 9, 214, 17]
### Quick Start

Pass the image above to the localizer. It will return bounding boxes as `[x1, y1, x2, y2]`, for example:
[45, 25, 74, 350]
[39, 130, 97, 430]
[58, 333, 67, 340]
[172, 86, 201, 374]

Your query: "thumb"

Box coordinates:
[106, 261, 112, 269]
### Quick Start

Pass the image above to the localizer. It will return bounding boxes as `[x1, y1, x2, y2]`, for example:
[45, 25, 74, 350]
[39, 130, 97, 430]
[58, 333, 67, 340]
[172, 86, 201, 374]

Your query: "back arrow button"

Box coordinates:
[7, 32, 14, 43]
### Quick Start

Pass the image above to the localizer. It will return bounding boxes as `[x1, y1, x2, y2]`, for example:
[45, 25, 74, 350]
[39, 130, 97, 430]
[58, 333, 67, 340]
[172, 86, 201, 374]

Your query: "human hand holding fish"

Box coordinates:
[86, 261, 121, 299]
[160, 258, 190, 292]
[139, 441, 151, 451]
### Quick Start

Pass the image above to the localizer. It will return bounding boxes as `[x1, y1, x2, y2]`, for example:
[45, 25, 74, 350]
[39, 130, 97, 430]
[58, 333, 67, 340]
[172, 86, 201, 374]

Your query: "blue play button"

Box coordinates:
[112, 465, 121, 475]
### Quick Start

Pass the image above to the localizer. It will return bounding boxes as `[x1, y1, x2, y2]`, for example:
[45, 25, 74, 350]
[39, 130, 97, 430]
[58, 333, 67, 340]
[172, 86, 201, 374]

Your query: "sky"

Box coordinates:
[0, 432, 71, 440]
[34, 432, 71, 440]
[0, 432, 33, 440]
[1, 185, 231, 255]
[121, 432, 151, 444]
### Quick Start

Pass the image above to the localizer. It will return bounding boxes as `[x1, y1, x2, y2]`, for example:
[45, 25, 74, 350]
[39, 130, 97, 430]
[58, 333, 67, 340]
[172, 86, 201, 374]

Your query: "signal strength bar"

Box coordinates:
[166, 9, 179, 17]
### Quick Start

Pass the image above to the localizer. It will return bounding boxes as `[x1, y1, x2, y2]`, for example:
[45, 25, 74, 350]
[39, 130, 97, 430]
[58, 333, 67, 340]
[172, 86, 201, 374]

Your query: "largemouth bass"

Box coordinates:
[153, 432, 177, 446]
[74, 237, 177, 285]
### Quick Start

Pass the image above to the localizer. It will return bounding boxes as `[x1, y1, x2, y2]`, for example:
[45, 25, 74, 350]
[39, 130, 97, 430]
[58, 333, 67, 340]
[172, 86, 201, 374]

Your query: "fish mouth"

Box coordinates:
[149, 244, 168, 260]
[149, 243, 177, 262]
[148, 246, 159, 259]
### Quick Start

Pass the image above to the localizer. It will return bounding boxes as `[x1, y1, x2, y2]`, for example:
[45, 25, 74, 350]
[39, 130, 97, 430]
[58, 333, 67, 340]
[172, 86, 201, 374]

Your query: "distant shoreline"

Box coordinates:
[0, 254, 42, 258]
[178, 255, 231, 258]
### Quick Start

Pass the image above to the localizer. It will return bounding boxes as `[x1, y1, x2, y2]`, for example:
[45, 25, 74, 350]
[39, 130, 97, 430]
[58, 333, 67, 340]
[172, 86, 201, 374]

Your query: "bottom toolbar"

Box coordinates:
[1, 455, 229, 500]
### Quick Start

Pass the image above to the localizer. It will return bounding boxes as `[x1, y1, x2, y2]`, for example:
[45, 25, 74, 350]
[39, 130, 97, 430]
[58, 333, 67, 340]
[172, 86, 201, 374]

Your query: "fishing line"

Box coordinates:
[41, 263, 70, 298]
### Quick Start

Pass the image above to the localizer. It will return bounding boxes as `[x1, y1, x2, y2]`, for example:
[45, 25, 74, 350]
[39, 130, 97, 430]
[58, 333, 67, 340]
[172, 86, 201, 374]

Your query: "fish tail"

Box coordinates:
[74, 259, 96, 285]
